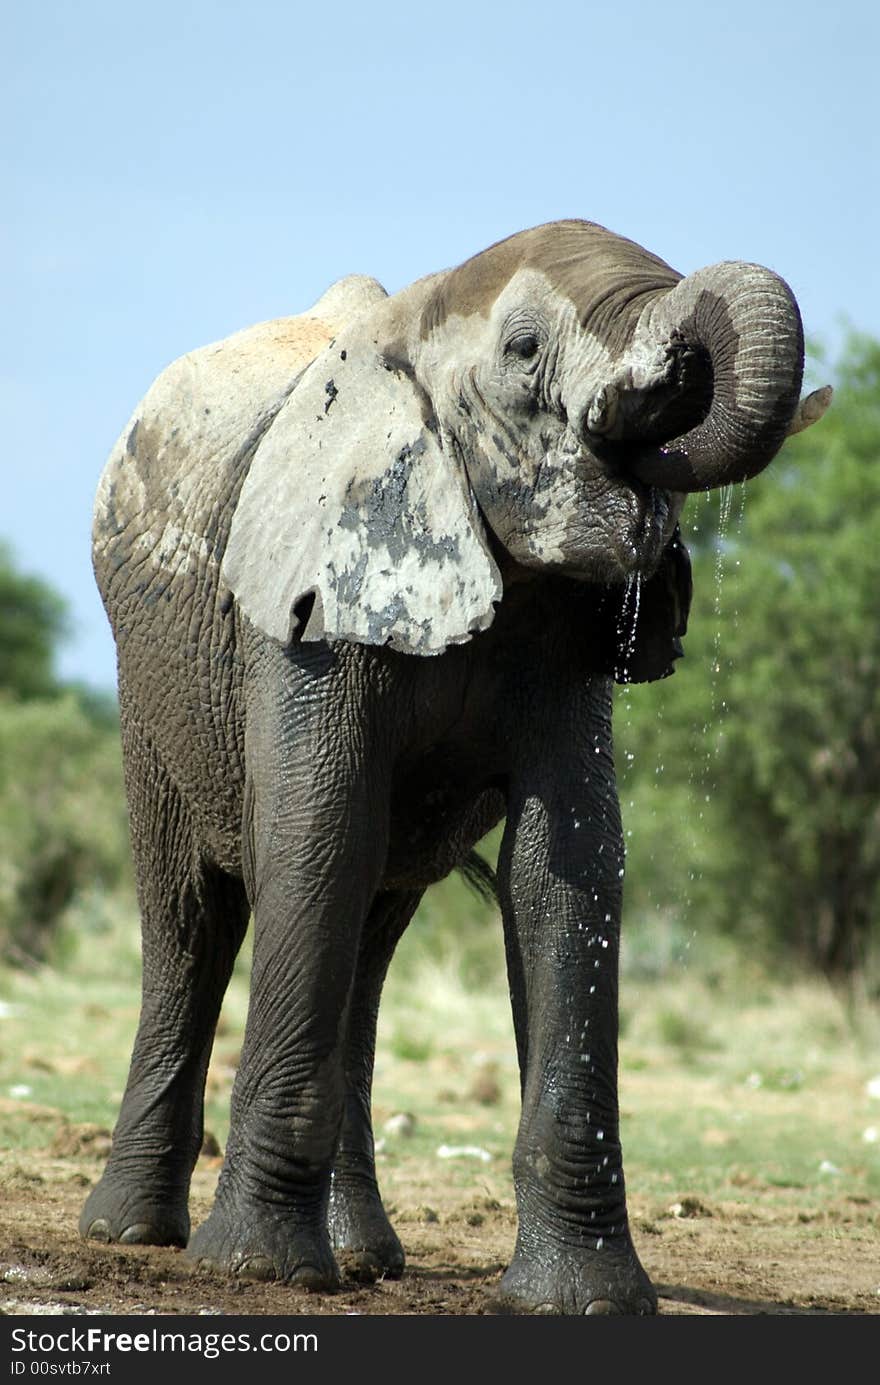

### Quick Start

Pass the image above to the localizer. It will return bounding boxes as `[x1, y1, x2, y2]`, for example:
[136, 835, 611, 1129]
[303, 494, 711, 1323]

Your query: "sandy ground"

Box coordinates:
[1, 1121, 877, 1317]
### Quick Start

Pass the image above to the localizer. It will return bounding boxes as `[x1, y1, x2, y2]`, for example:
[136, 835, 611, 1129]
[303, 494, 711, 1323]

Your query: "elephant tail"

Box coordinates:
[459, 851, 499, 905]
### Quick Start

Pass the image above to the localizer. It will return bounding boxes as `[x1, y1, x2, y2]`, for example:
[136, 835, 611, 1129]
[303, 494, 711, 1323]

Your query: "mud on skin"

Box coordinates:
[85, 219, 826, 1312]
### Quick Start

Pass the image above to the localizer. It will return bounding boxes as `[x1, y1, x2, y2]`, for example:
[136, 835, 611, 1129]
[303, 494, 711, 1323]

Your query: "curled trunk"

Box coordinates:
[628, 262, 805, 493]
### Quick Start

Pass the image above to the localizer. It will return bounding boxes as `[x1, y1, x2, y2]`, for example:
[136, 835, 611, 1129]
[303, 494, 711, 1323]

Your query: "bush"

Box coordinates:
[0, 542, 68, 701]
[0, 695, 131, 964]
[615, 334, 880, 995]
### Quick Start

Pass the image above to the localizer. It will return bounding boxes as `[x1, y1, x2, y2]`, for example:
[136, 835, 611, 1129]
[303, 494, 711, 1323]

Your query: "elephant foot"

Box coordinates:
[79, 1175, 189, 1248]
[327, 1173, 405, 1281]
[488, 1236, 656, 1316]
[187, 1203, 340, 1291]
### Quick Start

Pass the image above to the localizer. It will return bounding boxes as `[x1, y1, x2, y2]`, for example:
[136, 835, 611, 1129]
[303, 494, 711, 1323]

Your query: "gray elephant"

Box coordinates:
[83, 219, 829, 1314]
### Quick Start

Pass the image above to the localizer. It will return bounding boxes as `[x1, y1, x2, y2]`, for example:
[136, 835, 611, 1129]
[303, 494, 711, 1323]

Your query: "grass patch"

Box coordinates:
[1, 890, 877, 1224]
[653, 1007, 721, 1055]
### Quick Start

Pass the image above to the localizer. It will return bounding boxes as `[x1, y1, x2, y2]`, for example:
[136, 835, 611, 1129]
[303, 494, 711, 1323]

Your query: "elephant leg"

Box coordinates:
[187, 661, 390, 1288]
[327, 889, 421, 1280]
[491, 690, 656, 1316]
[81, 724, 249, 1247]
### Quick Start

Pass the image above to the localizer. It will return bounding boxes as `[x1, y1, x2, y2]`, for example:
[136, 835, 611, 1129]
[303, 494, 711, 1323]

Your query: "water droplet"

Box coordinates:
[615, 573, 642, 679]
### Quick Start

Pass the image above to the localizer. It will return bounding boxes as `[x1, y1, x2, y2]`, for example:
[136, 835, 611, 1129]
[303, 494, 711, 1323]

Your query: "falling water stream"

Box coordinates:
[618, 572, 642, 681]
[702, 483, 747, 809]
[614, 484, 749, 976]
[570, 491, 749, 1210]
[686, 482, 748, 957]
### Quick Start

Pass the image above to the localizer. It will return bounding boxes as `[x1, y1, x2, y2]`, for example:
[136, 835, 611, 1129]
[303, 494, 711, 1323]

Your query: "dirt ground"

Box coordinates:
[1, 1116, 877, 1317]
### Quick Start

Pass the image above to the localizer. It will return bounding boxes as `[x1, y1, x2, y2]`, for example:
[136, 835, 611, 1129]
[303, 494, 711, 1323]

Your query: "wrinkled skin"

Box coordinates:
[83, 220, 825, 1314]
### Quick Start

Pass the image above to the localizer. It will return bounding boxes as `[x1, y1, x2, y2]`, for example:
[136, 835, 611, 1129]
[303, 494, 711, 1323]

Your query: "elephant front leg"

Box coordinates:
[187, 717, 390, 1289]
[493, 756, 655, 1316]
[327, 889, 421, 1281]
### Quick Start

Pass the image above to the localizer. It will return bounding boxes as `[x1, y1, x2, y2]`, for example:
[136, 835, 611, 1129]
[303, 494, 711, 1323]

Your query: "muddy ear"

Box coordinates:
[605, 527, 692, 684]
[222, 317, 502, 655]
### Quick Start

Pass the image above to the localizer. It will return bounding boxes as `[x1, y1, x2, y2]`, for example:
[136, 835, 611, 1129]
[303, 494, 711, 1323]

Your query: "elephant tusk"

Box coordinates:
[786, 385, 833, 436]
[586, 384, 620, 436]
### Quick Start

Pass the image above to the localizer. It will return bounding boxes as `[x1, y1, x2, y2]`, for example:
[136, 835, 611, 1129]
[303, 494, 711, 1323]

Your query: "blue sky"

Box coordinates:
[4, 0, 878, 690]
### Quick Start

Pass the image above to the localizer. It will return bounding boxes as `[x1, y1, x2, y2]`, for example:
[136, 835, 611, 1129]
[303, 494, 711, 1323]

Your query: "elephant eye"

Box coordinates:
[505, 332, 541, 361]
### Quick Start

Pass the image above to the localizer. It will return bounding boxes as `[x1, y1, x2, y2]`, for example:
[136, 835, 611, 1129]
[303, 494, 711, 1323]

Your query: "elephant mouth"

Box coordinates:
[555, 448, 675, 585]
[581, 436, 673, 577]
[618, 480, 672, 578]
[637, 483, 671, 552]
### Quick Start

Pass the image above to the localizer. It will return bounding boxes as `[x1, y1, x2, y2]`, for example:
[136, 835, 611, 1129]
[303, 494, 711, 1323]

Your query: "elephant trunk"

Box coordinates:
[627, 262, 805, 493]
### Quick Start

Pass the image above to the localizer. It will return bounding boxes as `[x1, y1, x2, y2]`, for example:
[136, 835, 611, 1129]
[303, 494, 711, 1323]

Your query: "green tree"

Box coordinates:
[618, 333, 880, 993]
[0, 542, 68, 699]
[717, 333, 880, 984]
[0, 696, 130, 963]
[0, 544, 128, 963]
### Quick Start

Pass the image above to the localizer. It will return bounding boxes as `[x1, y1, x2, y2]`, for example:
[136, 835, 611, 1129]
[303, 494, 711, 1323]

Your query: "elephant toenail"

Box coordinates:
[119, 1223, 154, 1245]
[84, 1219, 111, 1243]
[636, 1297, 656, 1315]
[532, 1302, 560, 1314]
[235, 1255, 277, 1282]
[584, 1299, 621, 1314]
[289, 1263, 332, 1291]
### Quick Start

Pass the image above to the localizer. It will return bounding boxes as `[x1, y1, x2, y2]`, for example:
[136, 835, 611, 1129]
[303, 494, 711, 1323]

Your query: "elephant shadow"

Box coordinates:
[654, 1282, 834, 1316]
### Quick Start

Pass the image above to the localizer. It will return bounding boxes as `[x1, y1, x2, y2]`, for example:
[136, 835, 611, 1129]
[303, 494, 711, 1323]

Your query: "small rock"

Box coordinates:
[436, 1144, 492, 1163]
[2, 1263, 91, 1292]
[383, 1112, 416, 1138]
[818, 1159, 842, 1176]
[668, 1196, 712, 1219]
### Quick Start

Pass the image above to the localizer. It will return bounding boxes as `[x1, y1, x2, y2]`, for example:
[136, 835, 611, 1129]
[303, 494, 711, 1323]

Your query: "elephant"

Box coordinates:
[83, 219, 830, 1314]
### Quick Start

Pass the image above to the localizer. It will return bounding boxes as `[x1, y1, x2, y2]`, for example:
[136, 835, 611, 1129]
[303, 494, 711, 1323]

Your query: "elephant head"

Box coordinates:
[222, 219, 829, 659]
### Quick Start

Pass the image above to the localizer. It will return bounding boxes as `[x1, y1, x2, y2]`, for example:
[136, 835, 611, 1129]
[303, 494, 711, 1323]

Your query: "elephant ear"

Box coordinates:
[221, 315, 502, 655]
[601, 527, 692, 684]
